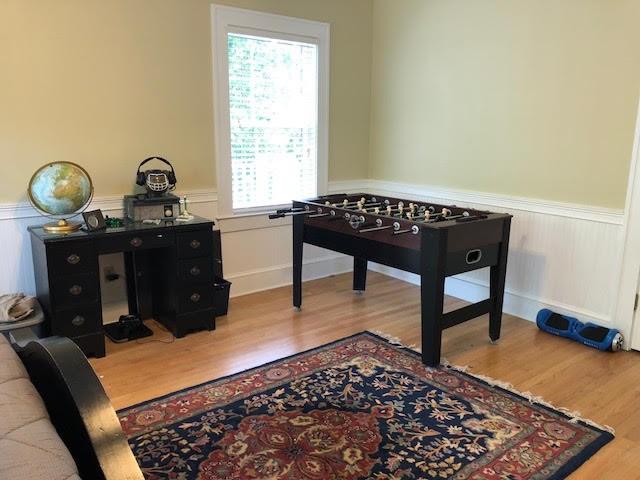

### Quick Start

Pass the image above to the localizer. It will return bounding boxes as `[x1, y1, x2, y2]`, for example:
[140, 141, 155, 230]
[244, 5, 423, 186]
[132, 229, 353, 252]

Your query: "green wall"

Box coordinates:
[370, 0, 640, 208]
[0, 0, 372, 202]
[2, 1, 639, 208]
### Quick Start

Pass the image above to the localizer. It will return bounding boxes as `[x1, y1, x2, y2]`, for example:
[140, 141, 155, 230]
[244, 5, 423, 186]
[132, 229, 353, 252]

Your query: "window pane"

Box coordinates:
[228, 33, 318, 210]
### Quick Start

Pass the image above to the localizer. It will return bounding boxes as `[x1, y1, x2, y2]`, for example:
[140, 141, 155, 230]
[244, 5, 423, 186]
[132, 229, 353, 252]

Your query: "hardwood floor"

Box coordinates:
[90, 272, 640, 479]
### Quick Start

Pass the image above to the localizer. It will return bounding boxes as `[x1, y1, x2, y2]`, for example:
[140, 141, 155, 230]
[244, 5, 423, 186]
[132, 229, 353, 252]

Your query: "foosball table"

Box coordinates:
[269, 193, 512, 366]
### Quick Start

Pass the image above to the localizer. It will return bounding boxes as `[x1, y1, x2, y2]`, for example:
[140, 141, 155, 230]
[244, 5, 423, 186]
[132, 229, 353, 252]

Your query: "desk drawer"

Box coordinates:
[47, 242, 97, 277]
[177, 230, 213, 258]
[178, 257, 214, 284]
[51, 273, 99, 307]
[178, 284, 214, 313]
[98, 231, 175, 253]
[52, 305, 102, 337]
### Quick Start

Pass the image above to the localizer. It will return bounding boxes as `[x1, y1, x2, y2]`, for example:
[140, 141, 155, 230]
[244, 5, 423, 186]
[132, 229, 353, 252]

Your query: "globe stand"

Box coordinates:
[42, 219, 82, 233]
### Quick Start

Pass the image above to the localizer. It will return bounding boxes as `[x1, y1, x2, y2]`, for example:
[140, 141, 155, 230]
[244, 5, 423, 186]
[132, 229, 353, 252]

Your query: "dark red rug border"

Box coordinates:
[378, 334, 615, 480]
[117, 330, 614, 480]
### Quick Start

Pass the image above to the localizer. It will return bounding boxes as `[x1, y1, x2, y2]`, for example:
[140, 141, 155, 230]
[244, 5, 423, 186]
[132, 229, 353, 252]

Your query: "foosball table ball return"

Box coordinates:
[270, 193, 512, 366]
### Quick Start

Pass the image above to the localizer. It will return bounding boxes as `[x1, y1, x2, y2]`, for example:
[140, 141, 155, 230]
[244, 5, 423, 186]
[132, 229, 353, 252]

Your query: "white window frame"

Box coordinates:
[211, 5, 330, 217]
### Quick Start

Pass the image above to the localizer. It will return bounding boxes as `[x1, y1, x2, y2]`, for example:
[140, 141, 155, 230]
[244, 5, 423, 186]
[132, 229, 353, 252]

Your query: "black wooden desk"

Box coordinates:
[29, 216, 221, 357]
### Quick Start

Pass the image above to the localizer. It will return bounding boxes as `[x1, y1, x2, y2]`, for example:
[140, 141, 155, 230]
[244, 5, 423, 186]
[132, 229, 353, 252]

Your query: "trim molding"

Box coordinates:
[327, 179, 369, 195]
[614, 96, 640, 349]
[1, 180, 618, 225]
[0, 189, 218, 221]
[328, 178, 623, 224]
[211, 5, 330, 217]
[365, 179, 624, 225]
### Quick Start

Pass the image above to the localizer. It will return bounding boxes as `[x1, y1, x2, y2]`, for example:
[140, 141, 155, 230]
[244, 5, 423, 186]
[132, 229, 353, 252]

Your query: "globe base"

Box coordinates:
[42, 219, 82, 233]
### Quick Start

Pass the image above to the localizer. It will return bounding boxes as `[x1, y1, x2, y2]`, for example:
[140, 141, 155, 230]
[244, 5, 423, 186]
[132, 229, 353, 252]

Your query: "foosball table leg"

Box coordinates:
[353, 257, 368, 293]
[293, 212, 304, 309]
[420, 229, 448, 367]
[489, 218, 512, 342]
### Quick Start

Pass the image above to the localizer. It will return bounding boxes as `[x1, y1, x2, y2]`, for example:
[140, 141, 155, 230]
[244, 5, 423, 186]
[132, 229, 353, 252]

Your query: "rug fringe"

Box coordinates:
[367, 330, 615, 435]
[370, 330, 420, 351]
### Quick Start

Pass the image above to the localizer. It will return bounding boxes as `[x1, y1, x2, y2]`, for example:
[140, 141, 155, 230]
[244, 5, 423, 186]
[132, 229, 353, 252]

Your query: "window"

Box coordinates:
[211, 6, 329, 215]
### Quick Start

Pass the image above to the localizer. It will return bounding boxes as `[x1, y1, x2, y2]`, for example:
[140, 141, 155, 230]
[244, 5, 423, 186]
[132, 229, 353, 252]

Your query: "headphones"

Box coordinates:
[136, 156, 177, 191]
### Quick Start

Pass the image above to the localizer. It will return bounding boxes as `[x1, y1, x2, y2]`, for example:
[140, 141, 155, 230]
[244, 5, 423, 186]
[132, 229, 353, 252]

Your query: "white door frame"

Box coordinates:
[615, 95, 640, 350]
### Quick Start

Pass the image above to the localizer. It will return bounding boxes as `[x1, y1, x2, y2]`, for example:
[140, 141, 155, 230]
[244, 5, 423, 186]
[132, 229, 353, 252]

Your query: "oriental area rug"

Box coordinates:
[118, 332, 613, 480]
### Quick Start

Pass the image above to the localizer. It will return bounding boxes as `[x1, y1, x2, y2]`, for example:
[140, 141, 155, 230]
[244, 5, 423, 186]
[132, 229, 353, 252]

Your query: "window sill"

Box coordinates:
[216, 204, 290, 221]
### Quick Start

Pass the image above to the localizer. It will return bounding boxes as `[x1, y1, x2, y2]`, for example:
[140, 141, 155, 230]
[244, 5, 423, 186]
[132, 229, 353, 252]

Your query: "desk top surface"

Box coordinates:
[29, 216, 215, 243]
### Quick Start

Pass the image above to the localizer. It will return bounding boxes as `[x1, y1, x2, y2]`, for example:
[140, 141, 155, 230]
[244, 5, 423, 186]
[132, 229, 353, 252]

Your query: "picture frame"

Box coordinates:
[82, 209, 106, 231]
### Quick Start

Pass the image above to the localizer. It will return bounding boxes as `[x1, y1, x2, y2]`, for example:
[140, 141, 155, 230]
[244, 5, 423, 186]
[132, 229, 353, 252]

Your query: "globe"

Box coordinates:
[28, 162, 93, 233]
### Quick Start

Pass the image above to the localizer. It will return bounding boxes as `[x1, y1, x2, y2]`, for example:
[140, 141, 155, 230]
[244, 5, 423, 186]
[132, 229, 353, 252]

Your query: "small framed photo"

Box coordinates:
[82, 209, 106, 231]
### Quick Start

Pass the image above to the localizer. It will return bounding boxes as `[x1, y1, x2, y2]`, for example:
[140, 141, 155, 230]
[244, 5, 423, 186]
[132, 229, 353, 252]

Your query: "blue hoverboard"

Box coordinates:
[536, 309, 623, 351]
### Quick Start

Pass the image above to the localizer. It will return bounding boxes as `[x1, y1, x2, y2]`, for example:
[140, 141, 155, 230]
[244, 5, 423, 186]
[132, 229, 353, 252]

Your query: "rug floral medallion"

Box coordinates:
[118, 332, 613, 480]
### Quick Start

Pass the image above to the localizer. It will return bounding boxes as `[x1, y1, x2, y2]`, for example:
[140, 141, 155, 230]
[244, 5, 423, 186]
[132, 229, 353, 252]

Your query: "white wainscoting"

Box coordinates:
[358, 180, 626, 331]
[0, 181, 628, 342]
[328, 179, 627, 334]
[216, 220, 352, 298]
[0, 190, 216, 298]
[0, 187, 351, 301]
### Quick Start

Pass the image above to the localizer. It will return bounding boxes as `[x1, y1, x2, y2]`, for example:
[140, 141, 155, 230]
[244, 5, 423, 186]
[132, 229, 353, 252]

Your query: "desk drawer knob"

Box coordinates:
[69, 285, 83, 296]
[190, 293, 201, 303]
[190, 239, 201, 249]
[71, 315, 85, 326]
[67, 254, 81, 265]
[190, 266, 201, 276]
[131, 237, 143, 247]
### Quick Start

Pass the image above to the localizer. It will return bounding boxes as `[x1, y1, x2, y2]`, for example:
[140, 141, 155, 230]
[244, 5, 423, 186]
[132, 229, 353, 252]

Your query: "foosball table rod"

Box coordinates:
[367, 204, 418, 216]
[407, 209, 461, 221]
[327, 197, 375, 208]
[276, 207, 305, 214]
[358, 225, 393, 233]
[268, 210, 315, 219]
[393, 225, 420, 235]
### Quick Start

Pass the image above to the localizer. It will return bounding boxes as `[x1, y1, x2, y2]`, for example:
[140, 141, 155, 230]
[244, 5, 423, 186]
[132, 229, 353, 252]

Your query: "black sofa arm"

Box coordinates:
[13, 335, 143, 480]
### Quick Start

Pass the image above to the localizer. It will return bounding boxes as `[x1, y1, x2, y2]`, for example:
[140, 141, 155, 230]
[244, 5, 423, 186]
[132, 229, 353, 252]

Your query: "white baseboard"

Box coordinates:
[368, 263, 610, 325]
[227, 254, 352, 298]
[226, 245, 611, 327]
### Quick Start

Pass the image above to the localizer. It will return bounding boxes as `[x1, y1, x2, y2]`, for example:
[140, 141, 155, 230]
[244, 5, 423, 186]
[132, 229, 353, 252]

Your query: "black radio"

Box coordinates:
[124, 194, 180, 222]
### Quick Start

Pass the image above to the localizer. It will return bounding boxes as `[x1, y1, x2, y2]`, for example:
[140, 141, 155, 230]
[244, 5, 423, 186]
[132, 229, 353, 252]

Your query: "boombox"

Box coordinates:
[124, 194, 180, 222]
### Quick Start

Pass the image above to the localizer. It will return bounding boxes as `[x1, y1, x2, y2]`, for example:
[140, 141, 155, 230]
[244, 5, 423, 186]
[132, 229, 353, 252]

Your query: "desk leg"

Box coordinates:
[353, 257, 368, 292]
[124, 251, 153, 319]
[124, 252, 139, 317]
[293, 214, 304, 309]
[421, 229, 448, 367]
[489, 218, 511, 342]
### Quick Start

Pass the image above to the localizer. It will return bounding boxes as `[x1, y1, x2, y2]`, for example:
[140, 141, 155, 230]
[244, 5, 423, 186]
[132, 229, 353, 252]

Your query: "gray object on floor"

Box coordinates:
[0, 293, 35, 322]
[0, 298, 45, 333]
